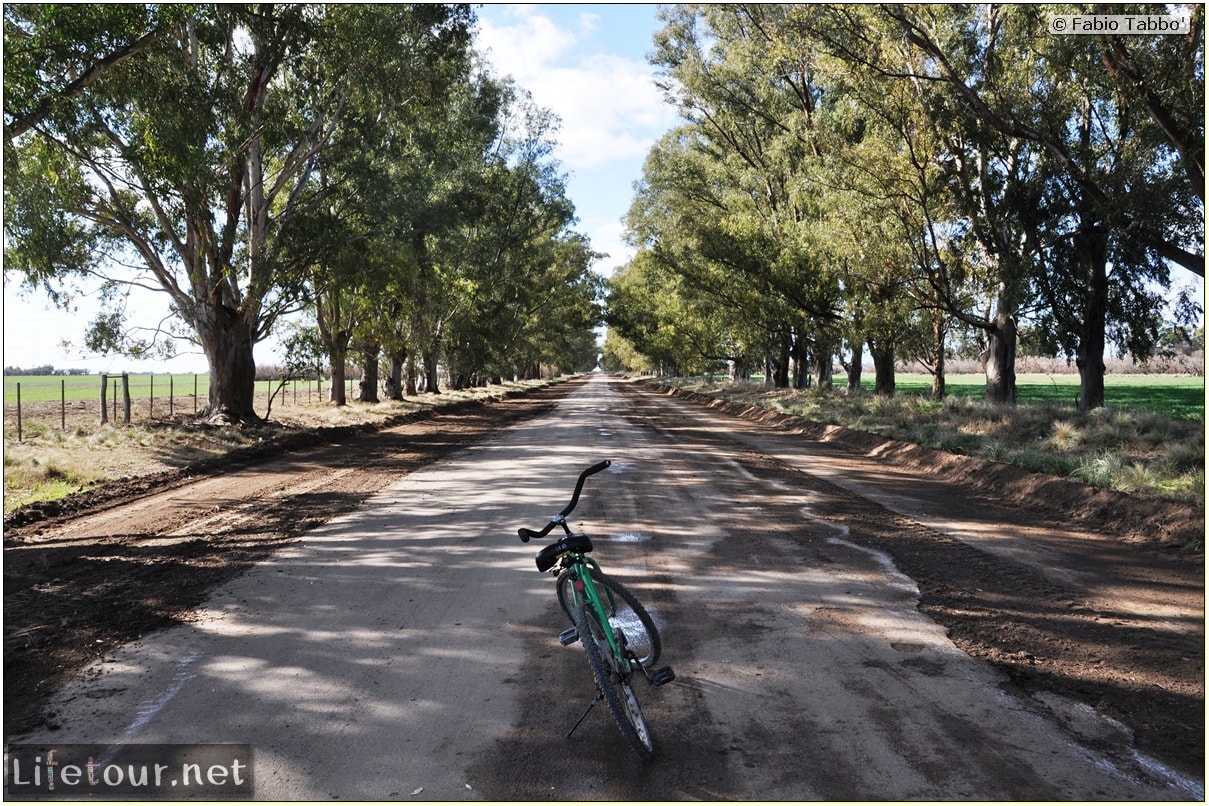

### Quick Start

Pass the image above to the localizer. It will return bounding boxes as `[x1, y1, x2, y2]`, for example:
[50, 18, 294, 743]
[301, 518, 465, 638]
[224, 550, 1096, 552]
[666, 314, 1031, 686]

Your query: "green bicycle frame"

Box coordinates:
[564, 551, 631, 673]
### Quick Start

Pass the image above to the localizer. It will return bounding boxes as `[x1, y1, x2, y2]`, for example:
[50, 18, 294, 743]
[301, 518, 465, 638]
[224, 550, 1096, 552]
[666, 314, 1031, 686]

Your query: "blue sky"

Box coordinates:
[2, 4, 674, 373]
[475, 4, 676, 274]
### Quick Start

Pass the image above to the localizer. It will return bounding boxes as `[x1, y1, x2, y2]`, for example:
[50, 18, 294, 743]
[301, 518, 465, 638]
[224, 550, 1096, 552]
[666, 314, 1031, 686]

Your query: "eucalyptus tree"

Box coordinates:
[798, 5, 1046, 405]
[468, 230, 604, 381]
[289, 61, 501, 403]
[796, 3, 1202, 407]
[3, 4, 475, 422]
[606, 250, 731, 377]
[875, 3, 1204, 408]
[1017, 5, 1203, 409]
[887, 3, 1204, 278]
[622, 128, 782, 378]
[396, 81, 592, 389]
[645, 4, 842, 387]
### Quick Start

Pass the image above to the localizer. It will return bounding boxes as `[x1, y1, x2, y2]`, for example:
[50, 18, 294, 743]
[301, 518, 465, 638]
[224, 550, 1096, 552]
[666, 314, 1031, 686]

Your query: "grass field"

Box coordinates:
[4, 374, 340, 409]
[671, 372, 1205, 506]
[865, 373, 1205, 421]
[8, 371, 1204, 418]
[0, 376, 549, 512]
[5, 374, 213, 408]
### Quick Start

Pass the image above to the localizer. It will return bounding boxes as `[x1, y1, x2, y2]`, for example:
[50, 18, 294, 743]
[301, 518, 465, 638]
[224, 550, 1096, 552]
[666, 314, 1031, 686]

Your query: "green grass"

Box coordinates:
[3, 374, 339, 406]
[869, 373, 1204, 421]
[2, 375, 560, 513]
[674, 372, 1205, 507]
[4, 373, 211, 405]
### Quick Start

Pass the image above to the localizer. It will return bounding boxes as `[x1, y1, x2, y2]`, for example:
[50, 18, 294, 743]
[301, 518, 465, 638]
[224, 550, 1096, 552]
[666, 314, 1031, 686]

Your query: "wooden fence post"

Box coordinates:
[16, 382, 22, 442]
[61, 379, 66, 431]
[100, 374, 109, 425]
[121, 372, 131, 424]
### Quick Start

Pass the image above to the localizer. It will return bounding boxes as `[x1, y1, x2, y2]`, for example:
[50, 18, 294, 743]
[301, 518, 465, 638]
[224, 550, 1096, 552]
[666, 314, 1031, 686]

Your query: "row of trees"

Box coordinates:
[4, 4, 603, 422]
[3, 365, 92, 376]
[604, 4, 1203, 408]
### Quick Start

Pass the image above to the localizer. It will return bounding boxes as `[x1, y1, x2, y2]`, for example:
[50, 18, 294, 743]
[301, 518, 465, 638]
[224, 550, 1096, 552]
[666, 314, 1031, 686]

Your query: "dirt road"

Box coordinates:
[4, 375, 1203, 799]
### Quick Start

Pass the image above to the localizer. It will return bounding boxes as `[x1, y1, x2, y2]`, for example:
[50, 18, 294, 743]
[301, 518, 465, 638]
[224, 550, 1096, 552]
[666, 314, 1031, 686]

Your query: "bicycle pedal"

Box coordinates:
[558, 627, 579, 646]
[651, 666, 675, 687]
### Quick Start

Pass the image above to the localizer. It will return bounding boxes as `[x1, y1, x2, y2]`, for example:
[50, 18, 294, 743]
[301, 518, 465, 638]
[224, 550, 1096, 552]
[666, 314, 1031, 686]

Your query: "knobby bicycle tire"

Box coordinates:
[574, 599, 655, 761]
[557, 567, 662, 668]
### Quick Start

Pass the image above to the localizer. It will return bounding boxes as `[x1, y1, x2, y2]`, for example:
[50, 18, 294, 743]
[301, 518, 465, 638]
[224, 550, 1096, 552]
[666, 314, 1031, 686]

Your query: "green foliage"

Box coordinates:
[3, 5, 483, 419]
[4, 5, 599, 412]
[613, 3, 1204, 410]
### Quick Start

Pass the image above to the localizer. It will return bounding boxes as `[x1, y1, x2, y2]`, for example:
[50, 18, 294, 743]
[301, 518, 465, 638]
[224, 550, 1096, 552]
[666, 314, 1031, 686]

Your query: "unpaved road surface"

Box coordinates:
[4, 375, 1203, 799]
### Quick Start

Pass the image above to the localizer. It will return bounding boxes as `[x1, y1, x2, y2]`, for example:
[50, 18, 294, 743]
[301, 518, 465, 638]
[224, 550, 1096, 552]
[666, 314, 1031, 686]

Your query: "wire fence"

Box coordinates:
[4, 374, 359, 442]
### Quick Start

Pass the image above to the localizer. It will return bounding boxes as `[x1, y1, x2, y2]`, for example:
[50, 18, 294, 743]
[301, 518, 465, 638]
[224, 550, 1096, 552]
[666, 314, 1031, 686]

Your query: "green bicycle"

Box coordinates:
[518, 460, 675, 761]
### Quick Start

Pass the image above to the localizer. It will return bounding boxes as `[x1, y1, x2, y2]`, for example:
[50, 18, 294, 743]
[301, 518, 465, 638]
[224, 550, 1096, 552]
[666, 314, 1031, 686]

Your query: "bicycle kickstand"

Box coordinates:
[567, 692, 602, 739]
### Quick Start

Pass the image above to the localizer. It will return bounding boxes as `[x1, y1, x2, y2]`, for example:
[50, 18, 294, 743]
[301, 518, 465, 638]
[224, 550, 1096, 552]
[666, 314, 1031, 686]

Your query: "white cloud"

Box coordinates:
[475, 7, 673, 171]
[582, 215, 632, 278]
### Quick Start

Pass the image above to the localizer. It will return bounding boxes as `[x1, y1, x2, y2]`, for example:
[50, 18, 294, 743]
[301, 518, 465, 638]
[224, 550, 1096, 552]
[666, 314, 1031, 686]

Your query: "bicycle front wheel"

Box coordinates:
[558, 568, 662, 668]
[575, 600, 655, 761]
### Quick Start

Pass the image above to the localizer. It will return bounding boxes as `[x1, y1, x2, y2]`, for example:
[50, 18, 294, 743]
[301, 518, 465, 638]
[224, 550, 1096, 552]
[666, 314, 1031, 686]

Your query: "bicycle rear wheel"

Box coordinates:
[574, 600, 654, 761]
[558, 568, 662, 668]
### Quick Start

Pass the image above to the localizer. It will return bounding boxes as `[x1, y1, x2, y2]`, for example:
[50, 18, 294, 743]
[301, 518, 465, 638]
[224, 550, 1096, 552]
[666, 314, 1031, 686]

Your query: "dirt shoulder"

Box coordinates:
[3, 379, 586, 738]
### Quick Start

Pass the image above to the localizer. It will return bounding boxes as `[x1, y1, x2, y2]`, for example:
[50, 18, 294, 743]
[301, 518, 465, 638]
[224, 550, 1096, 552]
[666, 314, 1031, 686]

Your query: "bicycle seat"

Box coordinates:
[535, 534, 593, 572]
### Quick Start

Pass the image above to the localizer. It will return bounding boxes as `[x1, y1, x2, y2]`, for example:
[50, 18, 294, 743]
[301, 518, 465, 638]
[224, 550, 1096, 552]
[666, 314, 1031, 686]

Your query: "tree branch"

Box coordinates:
[6, 29, 162, 141]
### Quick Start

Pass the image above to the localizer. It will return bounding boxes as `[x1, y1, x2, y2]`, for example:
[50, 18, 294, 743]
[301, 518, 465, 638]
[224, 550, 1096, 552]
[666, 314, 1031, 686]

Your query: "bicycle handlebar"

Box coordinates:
[518, 460, 611, 543]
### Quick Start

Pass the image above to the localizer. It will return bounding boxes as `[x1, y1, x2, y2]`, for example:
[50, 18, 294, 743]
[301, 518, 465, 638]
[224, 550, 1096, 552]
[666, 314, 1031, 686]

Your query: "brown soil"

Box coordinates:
[3, 377, 1204, 781]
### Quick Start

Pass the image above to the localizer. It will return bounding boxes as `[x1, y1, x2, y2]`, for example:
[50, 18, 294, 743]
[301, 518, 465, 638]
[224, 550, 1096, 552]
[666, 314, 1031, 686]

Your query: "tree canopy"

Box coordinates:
[4, 3, 604, 421]
[608, 3, 1203, 408]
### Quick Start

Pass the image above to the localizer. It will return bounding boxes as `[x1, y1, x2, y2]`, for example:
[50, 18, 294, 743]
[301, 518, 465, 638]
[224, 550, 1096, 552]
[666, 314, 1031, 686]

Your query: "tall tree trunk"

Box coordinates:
[423, 349, 441, 394]
[984, 307, 1017, 406]
[1075, 227, 1109, 411]
[931, 313, 947, 400]
[329, 361, 347, 405]
[772, 331, 791, 388]
[792, 330, 810, 389]
[329, 336, 350, 406]
[405, 352, 418, 397]
[199, 307, 260, 423]
[869, 338, 895, 396]
[359, 343, 380, 403]
[813, 346, 833, 390]
[813, 328, 837, 390]
[846, 341, 864, 395]
[385, 351, 405, 400]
